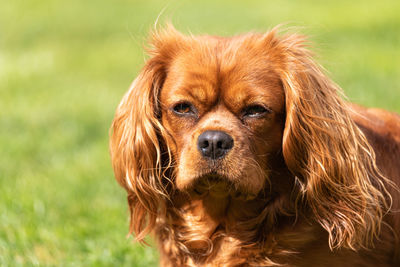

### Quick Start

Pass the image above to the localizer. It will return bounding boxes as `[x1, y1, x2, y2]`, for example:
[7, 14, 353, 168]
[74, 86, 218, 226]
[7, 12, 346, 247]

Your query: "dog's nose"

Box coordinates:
[197, 130, 234, 160]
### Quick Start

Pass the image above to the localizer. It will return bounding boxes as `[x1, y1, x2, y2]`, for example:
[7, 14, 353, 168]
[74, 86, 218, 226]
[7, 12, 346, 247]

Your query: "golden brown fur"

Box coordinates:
[110, 26, 400, 266]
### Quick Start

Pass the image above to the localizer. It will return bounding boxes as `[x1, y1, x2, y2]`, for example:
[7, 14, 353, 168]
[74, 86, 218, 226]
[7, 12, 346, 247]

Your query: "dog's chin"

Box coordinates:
[180, 173, 259, 201]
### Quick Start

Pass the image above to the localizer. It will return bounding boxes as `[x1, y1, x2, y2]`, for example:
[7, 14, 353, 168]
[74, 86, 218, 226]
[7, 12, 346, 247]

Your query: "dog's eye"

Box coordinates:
[173, 102, 196, 115]
[242, 105, 270, 118]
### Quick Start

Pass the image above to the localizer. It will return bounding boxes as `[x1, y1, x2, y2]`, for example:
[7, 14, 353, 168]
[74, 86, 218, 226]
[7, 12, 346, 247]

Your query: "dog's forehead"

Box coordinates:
[161, 39, 284, 111]
[161, 53, 219, 106]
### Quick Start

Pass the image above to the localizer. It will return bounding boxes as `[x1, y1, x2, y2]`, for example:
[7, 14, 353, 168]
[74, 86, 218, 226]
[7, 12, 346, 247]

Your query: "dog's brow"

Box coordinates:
[167, 82, 218, 107]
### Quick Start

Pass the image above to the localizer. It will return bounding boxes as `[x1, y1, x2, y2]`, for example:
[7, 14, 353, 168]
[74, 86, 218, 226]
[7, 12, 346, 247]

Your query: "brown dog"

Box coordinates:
[110, 26, 400, 266]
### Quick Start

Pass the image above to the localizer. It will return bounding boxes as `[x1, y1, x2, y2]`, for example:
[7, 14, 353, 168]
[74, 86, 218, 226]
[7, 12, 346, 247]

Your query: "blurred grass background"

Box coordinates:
[0, 0, 399, 266]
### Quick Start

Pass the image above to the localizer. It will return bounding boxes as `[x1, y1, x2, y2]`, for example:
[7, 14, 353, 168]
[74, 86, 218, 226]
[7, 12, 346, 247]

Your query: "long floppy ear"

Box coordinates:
[109, 27, 183, 241]
[277, 33, 390, 250]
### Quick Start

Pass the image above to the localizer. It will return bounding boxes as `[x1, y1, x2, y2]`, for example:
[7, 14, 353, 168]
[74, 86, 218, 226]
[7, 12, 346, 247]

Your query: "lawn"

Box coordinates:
[0, 0, 399, 266]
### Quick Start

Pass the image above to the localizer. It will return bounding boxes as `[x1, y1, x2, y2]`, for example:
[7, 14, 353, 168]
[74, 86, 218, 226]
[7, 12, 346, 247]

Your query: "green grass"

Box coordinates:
[1, 0, 399, 265]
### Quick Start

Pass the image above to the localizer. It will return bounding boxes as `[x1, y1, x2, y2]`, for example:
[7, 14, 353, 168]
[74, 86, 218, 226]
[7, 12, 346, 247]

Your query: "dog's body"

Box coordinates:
[110, 27, 400, 266]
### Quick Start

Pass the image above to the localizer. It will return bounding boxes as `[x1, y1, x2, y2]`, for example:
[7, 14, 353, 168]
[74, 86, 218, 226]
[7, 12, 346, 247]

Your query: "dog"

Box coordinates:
[110, 26, 400, 266]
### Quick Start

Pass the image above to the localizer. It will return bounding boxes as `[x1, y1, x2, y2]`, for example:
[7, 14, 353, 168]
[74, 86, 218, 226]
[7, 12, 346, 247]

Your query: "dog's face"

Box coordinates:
[110, 27, 388, 250]
[159, 39, 285, 197]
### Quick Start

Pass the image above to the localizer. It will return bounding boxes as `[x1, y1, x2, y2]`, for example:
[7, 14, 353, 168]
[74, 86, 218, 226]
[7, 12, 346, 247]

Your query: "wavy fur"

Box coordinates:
[110, 26, 400, 266]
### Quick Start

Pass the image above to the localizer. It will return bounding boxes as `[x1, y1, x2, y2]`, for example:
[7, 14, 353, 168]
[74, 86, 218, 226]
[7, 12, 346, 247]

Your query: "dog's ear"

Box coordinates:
[270, 31, 390, 250]
[110, 26, 184, 241]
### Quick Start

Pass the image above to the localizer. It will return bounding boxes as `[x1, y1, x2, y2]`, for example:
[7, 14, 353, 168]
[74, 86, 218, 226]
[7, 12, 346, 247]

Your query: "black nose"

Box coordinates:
[197, 130, 234, 160]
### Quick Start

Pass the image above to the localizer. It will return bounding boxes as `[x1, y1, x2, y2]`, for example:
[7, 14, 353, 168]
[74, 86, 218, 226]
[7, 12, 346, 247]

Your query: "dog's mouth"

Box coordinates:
[189, 173, 257, 200]
[191, 174, 230, 197]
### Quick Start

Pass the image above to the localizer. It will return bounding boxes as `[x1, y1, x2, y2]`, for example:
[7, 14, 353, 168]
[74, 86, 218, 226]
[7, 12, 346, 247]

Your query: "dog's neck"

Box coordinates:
[171, 189, 281, 242]
[156, 165, 307, 265]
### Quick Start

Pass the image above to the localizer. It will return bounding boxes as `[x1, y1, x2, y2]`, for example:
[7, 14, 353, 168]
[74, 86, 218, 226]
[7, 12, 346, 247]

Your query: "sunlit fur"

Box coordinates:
[110, 26, 400, 266]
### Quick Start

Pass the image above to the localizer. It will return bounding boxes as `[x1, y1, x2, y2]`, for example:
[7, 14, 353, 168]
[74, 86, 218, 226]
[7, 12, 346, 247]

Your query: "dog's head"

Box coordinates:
[110, 26, 388, 249]
[159, 32, 286, 198]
